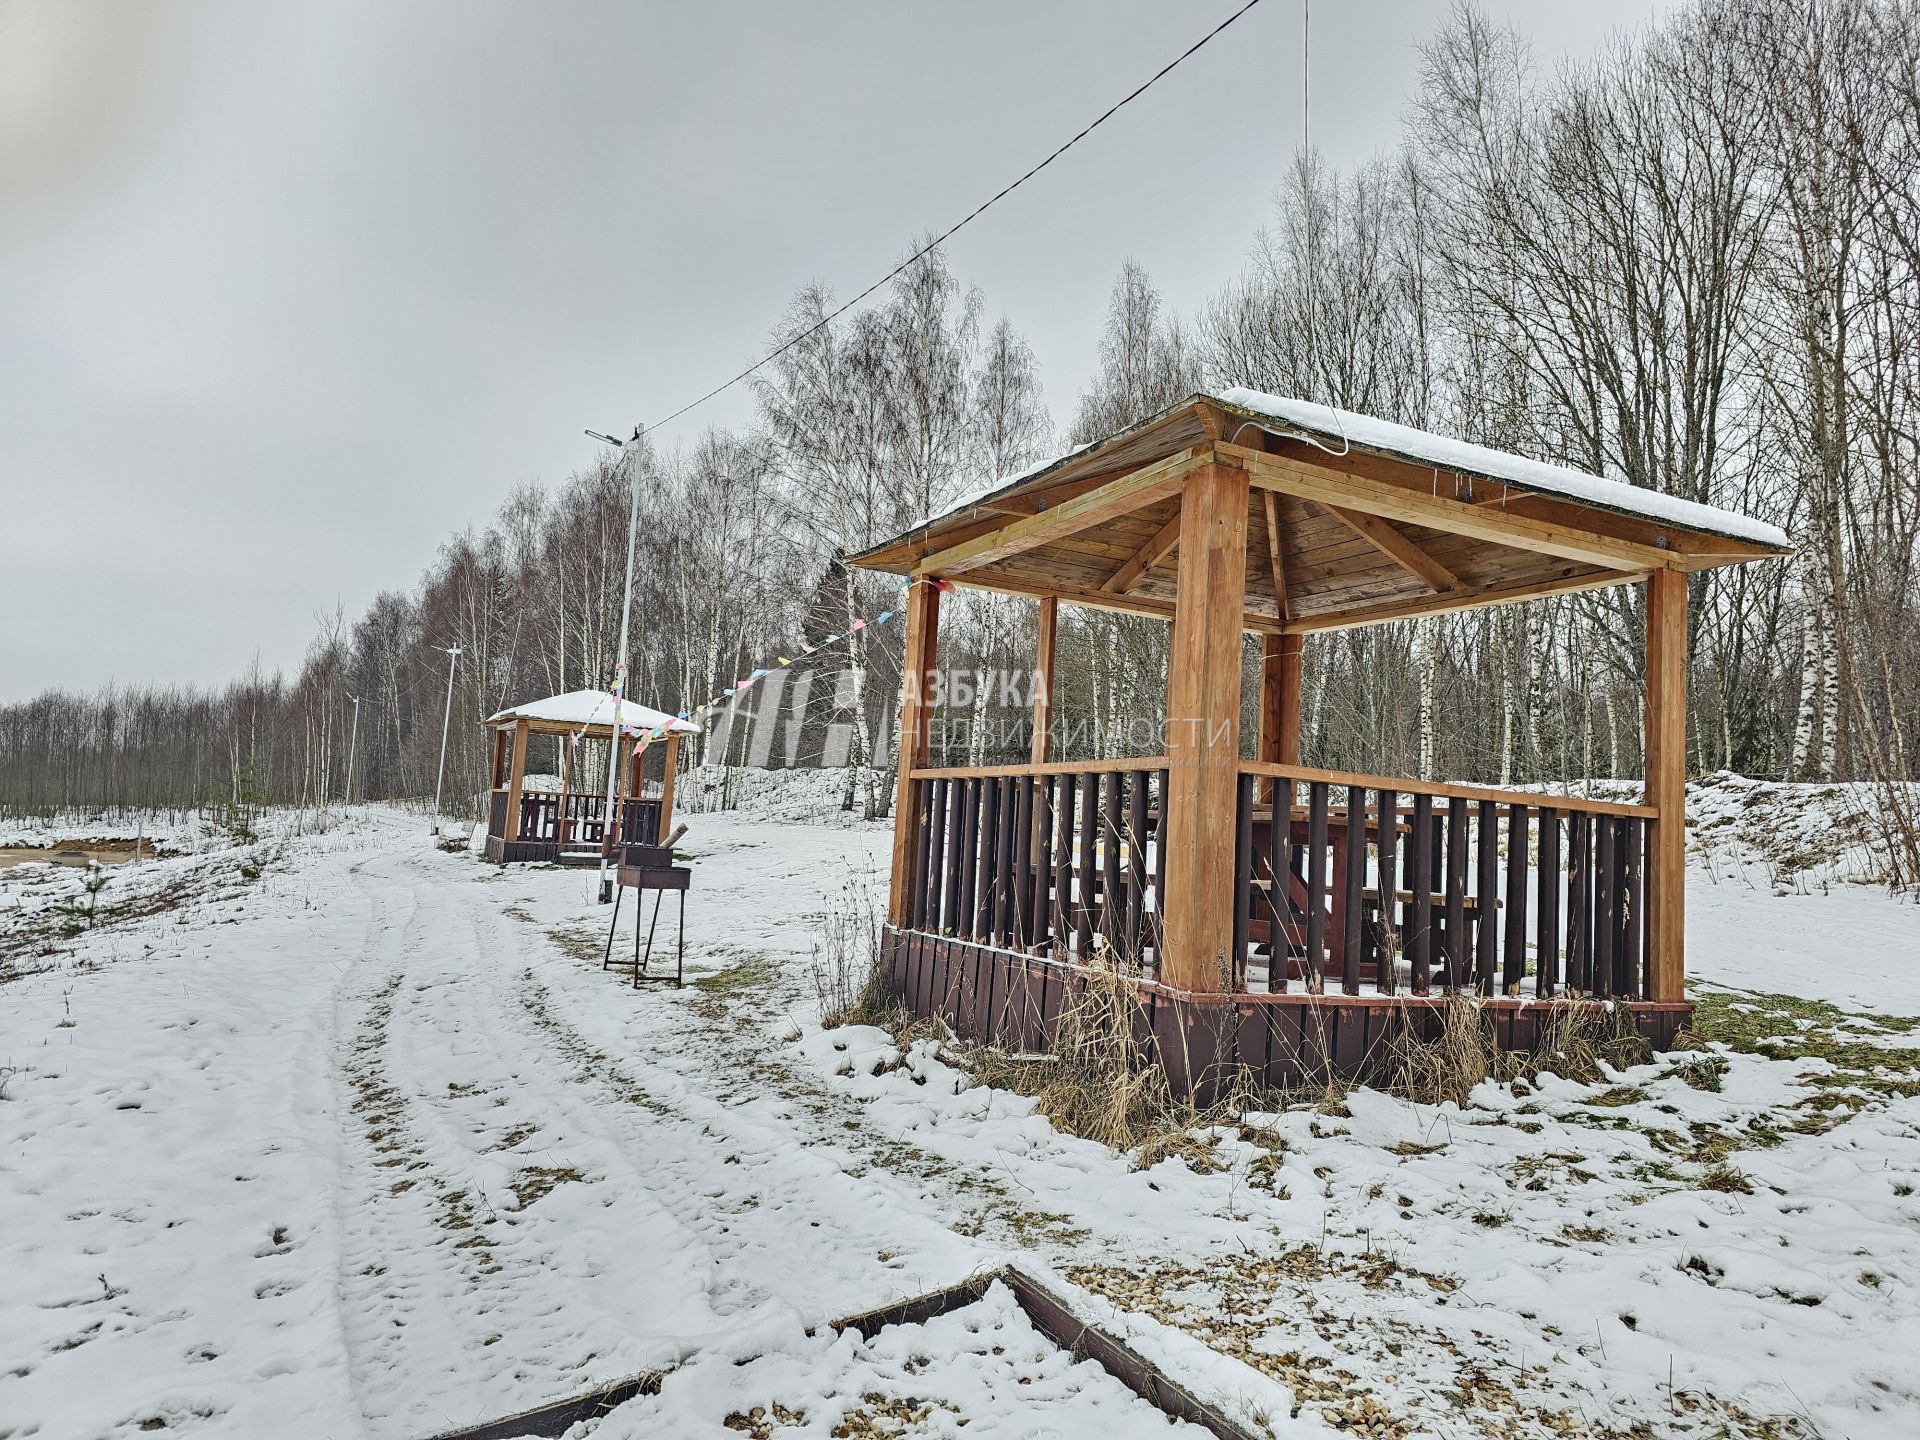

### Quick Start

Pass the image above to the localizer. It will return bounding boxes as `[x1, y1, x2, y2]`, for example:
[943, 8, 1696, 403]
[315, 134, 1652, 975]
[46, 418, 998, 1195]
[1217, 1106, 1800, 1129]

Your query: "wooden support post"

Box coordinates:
[888, 580, 942, 926]
[1030, 596, 1058, 764]
[1644, 569, 1687, 1002]
[490, 728, 508, 790]
[1276, 635, 1302, 767]
[557, 735, 572, 848]
[1257, 632, 1303, 803]
[1160, 461, 1250, 992]
[505, 719, 530, 843]
[658, 731, 681, 845]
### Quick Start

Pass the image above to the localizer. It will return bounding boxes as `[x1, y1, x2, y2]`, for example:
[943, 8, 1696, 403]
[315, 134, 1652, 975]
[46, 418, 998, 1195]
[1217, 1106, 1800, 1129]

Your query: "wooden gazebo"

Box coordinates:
[849, 390, 1790, 1091]
[481, 691, 697, 865]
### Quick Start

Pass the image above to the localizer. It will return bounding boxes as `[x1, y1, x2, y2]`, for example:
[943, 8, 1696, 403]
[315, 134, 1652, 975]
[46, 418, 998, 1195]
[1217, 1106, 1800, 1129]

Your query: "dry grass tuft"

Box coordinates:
[1376, 996, 1656, 1109]
[809, 872, 891, 1029]
[1382, 994, 1495, 1107]
[964, 961, 1252, 1159]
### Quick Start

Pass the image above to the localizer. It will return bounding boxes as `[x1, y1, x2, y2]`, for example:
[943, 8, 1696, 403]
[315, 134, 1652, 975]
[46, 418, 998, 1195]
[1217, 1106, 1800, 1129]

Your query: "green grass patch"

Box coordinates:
[1687, 988, 1920, 1100]
[691, 955, 779, 995]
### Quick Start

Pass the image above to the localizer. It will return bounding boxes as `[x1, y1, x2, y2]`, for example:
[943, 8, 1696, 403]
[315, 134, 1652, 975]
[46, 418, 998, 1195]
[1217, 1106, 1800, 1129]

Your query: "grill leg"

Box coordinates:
[602, 883, 624, 969]
[637, 889, 664, 988]
[675, 890, 685, 988]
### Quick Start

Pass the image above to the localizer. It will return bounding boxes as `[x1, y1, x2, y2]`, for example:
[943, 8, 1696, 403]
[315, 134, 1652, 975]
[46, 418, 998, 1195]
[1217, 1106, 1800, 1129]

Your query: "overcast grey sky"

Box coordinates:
[0, 0, 1669, 702]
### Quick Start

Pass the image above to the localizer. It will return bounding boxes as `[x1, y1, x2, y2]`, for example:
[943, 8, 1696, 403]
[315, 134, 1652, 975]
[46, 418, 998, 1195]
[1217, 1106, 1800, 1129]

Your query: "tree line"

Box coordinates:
[3, 0, 1916, 878]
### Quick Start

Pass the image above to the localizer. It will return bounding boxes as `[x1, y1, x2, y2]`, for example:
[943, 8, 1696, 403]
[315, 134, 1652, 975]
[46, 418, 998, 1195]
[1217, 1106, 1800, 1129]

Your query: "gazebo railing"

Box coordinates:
[899, 759, 1654, 1000]
[907, 758, 1167, 966]
[494, 788, 664, 848]
[1232, 763, 1653, 999]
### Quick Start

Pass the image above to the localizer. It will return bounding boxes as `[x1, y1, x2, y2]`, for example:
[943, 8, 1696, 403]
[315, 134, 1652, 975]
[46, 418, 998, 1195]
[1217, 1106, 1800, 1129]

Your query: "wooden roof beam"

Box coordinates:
[1219, 441, 1685, 574]
[1319, 503, 1460, 592]
[1100, 508, 1182, 593]
[1284, 567, 1644, 635]
[1262, 491, 1291, 621]
[914, 447, 1205, 578]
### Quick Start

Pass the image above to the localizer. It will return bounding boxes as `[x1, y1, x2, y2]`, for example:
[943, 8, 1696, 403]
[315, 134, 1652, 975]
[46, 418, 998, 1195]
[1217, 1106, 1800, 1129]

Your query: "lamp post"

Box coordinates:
[587, 425, 644, 903]
[430, 643, 463, 835]
[345, 693, 361, 807]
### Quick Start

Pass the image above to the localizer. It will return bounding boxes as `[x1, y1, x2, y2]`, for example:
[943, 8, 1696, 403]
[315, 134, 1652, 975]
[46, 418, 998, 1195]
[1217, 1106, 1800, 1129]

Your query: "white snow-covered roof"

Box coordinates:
[907, 443, 1092, 532]
[1214, 387, 1790, 550]
[486, 689, 700, 735]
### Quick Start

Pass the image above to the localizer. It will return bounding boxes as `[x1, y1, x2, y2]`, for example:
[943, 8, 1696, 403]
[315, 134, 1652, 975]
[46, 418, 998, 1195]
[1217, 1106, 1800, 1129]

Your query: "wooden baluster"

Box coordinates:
[1503, 803, 1528, 995]
[1076, 771, 1096, 958]
[1611, 814, 1625, 993]
[1567, 812, 1590, 993]
[1475, 800, 1499, 995]
[1593, 816, 1616, 999]
[924, 779, 948, 933]
[1376, 788, 1398, 995]
[1153, 769, 1170, 965]
[1536, 809, 1561, 998]
[991, 777, 1015, 946]
[1621, 817, 1644, 999]
[1127, 773, 1149, 968]
[1408, 792, 1432, 994]
[1305, 781, 1328, 990]
[1101, 771, 1122, 960]
[1268, 776, 1289, 994]
[958, 779, 981, 942]
[1342, 789, 1366, 995]
[1055, 775, 1077, 957]
[1445, 802, 1469, 992]
[943, 780, 965, 936]
[1232, 773, 1254, 989]
[909, 781, 931, 930]
[1036, 783, 1052, 952]
[1011, 775, 1033, 948]
[973, 776, 997, 942]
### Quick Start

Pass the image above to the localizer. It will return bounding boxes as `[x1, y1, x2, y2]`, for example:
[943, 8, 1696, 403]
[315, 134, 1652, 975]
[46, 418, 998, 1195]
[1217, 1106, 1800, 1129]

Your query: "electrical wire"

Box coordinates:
[641, 0, 1272, 435]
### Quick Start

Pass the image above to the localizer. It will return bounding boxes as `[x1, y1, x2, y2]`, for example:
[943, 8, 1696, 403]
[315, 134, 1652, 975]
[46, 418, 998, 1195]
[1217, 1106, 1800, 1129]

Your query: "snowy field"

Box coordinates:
[2, 795, 1917, 1439]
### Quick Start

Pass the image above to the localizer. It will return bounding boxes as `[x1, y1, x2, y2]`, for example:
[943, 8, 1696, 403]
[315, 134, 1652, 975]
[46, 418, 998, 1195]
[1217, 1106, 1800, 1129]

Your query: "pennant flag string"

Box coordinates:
[566, 574, 948, 757]
[555, 576, 950, 756]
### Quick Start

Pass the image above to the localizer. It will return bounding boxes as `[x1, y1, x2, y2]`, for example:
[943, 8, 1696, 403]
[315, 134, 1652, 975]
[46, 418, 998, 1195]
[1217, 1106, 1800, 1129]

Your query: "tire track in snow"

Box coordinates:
[328, 852, 715, 1439]
[499, 954, 984, 1319]
[326, 834, 985, 1436]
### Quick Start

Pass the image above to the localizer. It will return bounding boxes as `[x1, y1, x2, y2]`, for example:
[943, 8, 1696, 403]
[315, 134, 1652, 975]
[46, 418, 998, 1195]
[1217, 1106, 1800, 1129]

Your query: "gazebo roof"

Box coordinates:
[484, 689, 700, 737]
[849, 390, 1791, 635]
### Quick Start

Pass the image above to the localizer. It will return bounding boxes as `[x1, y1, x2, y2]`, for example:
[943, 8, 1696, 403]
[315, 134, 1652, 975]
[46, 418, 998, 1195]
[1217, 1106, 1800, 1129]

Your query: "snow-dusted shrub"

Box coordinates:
[808, 871, 889, 1028]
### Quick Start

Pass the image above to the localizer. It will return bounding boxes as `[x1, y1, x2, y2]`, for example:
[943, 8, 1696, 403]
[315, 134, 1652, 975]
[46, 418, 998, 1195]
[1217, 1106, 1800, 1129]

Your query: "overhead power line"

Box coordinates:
[641, 0, 1272, 435]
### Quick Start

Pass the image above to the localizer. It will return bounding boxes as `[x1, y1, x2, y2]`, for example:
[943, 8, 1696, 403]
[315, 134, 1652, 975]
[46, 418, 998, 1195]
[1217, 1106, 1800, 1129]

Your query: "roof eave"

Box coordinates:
[847, 393, 1218, 572]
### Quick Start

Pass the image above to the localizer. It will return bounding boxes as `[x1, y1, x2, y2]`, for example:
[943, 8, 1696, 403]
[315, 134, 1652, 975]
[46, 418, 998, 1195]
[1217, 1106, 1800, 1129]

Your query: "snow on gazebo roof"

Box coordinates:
[874, 389, 1789, 556]
[485, 689, 700, 736]
[850, 389, 1789, 636]
[1213, 388, 1789, 550]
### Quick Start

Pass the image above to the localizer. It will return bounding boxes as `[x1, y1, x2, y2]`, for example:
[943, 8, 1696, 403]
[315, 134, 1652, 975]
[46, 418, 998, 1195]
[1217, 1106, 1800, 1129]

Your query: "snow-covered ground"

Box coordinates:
[2, 796, 1916, 1439]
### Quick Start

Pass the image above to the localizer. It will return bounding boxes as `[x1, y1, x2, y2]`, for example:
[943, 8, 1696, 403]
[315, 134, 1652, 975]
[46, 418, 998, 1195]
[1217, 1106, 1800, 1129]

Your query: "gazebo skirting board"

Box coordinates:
[882, 929, 1690, 1102]
[483, 790, 663, 865]
[884, 755, 1686, 1095]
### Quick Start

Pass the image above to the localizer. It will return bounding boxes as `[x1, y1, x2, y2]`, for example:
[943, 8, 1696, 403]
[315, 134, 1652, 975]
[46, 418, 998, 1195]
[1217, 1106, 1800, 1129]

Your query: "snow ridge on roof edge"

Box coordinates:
[1213, 387, 1790, 551]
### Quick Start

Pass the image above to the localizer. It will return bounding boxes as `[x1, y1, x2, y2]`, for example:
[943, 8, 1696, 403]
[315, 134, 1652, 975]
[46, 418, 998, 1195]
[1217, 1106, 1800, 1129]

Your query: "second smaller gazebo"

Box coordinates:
[482, 690, 699, 865]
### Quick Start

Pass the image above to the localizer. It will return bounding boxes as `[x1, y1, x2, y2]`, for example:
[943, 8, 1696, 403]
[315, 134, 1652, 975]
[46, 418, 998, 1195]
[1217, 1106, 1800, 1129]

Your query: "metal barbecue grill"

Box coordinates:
[601, 834, 690, 988]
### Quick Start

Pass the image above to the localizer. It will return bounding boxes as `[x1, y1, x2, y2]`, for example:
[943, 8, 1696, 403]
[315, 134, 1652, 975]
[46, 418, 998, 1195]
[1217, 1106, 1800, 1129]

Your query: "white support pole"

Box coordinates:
[431, 644, 462, 834]
[597, 427, 645, 903]
[345, 694, 361, 807]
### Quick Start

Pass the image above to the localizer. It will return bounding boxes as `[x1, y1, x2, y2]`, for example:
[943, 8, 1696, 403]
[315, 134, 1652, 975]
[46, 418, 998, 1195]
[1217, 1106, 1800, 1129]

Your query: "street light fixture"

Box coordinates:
[430, 644, 463, 835]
